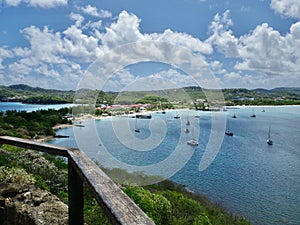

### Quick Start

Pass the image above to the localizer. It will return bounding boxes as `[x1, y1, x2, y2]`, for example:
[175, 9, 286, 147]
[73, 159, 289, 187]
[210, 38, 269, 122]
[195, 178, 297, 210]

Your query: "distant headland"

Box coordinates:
[1, 84, 300, 106]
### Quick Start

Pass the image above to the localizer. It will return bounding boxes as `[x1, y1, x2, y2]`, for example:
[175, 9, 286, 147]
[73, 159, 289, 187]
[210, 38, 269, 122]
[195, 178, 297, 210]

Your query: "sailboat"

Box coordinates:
[232, 108, 237, 118]
[267, 126, 273, 145]
[225, 130, 233, 136]
[225, 119, 233, 136]
[174, 111, 180, 119]
[186, 111, 190, 125]
[184, 111, 191, 133]
[134, 118, 140, 133]
[250, 108, 256, 117]
[187, 138, 198, 146]
[184, 128, 190, 133]
[187, 122, 198, 146]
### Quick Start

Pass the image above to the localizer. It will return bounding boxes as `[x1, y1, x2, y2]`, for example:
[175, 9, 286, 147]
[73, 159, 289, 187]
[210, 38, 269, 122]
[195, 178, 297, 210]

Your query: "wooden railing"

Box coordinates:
[0, 136, 155, 225]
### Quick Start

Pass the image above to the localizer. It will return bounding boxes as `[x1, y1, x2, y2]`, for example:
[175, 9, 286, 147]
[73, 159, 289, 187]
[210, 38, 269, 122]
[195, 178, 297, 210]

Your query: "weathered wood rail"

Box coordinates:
[0, 136, 155, 225]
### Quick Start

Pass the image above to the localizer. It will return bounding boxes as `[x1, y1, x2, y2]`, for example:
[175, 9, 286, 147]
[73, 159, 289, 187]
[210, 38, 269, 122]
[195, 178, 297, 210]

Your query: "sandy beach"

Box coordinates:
[52, 124, 73, 130]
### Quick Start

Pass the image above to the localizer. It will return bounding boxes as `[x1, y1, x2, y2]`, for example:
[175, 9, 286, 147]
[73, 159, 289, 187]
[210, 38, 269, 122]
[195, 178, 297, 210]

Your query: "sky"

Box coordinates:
[0, 0, 300, 91]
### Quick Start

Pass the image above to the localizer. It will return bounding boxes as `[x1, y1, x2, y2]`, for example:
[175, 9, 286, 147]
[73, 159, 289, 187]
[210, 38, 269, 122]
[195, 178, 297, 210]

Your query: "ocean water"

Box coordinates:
[0, 102, 74, 112]
[45, 106, 299, 225]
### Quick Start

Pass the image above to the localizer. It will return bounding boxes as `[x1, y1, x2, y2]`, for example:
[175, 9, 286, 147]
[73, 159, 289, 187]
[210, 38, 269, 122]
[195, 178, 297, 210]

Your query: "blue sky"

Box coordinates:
[0, 0, 300, 90]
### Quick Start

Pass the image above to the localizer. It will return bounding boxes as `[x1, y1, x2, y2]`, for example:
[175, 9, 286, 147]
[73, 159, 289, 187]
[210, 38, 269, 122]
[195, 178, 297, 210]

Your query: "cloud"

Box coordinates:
[91, 9, 211, 79]
[210, 61, 226, 75]
[0, 47, 13, 69]
[206, 10, 239, 57]
[113, 68, 196, 92]
[270, 0, 300, 19]
[104, 68, 136, 91]
[223, 70, 300, 89]
[80, 4, 112, 18]
[62, 25, 101, 61]
[2, 0, 22, 7]
[34, 64, 60, 78]
[69, 13, 84, 27]
[150, 29, 212, 55]
[236, 22, 300, 75]
[97, 10, 149, 49]
[3, 0, 68, 8]
[207, 10, 300, 88]
[8, 62, 32, 75]
[0, 9, 219, 90]
[21, 26, 66, 65]
[83, 20, 102, 30]
[7, 7, 299, 90]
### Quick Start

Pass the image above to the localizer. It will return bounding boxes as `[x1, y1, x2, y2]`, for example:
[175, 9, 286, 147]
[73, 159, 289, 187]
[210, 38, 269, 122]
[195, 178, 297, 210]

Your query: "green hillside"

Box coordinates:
[1, 84, 300, 106]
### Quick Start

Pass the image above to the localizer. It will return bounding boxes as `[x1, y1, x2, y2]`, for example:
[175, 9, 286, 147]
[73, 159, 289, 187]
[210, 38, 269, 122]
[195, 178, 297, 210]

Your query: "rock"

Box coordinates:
[0, 183, 68, 225]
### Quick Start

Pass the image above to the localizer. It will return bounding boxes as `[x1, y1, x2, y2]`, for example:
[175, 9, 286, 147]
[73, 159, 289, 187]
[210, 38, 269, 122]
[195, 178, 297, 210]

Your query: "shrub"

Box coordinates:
[0, 166, 35, 185]
[124, 186, 172, 225]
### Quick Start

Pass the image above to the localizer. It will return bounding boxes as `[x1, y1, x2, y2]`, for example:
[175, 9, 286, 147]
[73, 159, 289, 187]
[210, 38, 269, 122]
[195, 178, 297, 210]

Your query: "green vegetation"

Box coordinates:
[0, 84, 75, 103]
[0, 144, 251, 224]
[0, 166, 35, 185]
[23, 95, 68, 104]
[0, 98, 288, 224]
[124, 186, 172, 224]
[1, 84, 300, 106]
[0, 108, 72, 138]
[142, 181, 250, 225]
[223, 88, 300, 106]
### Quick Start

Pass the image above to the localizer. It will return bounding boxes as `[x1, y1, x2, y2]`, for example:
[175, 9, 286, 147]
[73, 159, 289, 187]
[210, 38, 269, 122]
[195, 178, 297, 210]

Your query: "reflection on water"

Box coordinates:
[50, 106, 300, 225]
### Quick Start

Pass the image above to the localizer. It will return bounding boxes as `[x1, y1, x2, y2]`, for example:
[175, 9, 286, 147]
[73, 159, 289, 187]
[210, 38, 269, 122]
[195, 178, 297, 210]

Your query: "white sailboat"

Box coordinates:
[134, 118, 140, 133]
[186, 111, 190, 125]
[174, 111, 180, 119]
[232, 108, 237, 118]
[187, 138, 198, 146]
[225, 130, 233, 136]
[250, 108, 256, 117]
[187, 120, 198, 146]
[267, 125, 273, 145]
[225, 119, 233, 136]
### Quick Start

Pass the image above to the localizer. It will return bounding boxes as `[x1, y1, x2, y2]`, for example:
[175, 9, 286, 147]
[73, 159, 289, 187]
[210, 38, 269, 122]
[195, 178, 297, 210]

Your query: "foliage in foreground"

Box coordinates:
[124, 183, 250, 225]
[0, 146, 251, 225]
[0, 108, 71, 138]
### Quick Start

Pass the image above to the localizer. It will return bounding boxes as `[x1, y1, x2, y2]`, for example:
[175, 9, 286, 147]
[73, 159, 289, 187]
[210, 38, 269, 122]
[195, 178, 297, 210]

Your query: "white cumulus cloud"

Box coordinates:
[206, 10, 239, 57]
[10, 8, 297, 90]
[207, 10, 300, 88]
[270, 0, 300, 19]
[80, 4, 112, 18]
[0, 47, 13, 69]
[236, 22, 300, 75]
[69, 13, 84, 27]
[3, 0, 67, 8]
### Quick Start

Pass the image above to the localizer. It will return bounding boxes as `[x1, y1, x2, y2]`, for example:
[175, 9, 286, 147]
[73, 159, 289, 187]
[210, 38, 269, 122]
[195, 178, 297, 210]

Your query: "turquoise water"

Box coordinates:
[0, 102, 74, 112]
[44, 106, 300, 224]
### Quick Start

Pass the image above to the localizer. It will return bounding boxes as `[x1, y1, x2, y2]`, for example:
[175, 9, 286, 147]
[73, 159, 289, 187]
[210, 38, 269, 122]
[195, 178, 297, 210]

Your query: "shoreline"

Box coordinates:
[37, 104, 300, 142]
[230, 104, 300, 108]
[52, 124, 73, 130]
[35, 124, 73, 142]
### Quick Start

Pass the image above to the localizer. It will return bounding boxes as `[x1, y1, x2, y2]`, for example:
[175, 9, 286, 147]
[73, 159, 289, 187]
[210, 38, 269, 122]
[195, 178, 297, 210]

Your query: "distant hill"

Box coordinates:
[0, 84, 75, 103]
[6, 84, 74, 94]
[8, 84, 45, 92]
[1, 84, 300, 105]
[253, 87, 300, 95]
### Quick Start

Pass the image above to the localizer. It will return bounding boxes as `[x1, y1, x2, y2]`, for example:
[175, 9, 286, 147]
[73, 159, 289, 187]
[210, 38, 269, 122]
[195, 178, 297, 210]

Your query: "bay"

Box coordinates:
[49, 106, 300, 225]
[0, 101, 74, 112]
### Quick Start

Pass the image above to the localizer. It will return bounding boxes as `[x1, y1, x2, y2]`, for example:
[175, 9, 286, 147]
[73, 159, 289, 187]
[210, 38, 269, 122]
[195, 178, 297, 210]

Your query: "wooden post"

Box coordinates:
[0, 136, 155, 225]
[68, 157, 84, 225]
